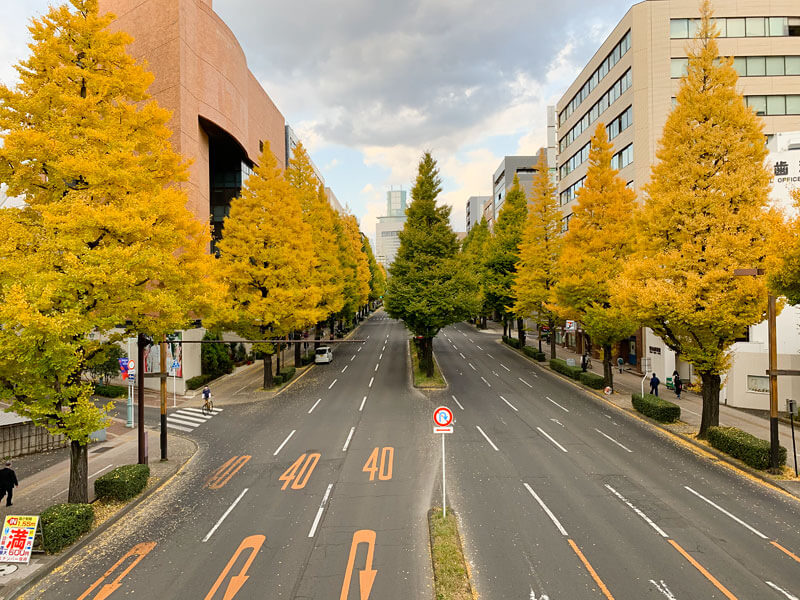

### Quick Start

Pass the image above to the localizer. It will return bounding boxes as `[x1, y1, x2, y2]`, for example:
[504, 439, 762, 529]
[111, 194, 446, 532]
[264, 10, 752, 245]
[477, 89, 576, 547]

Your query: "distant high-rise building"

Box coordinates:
[487, 153, 545, 227]
[466, 196, 490, 232]
[375, 189, 408, 266]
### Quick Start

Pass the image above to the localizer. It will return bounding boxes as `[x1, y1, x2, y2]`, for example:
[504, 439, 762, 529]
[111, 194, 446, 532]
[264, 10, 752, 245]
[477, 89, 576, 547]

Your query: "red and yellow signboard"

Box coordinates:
[0, 515, 38, 563]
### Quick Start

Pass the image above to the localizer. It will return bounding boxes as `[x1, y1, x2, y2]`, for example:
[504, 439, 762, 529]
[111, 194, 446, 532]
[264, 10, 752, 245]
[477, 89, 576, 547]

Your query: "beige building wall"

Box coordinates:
[99, 0, 286, 223]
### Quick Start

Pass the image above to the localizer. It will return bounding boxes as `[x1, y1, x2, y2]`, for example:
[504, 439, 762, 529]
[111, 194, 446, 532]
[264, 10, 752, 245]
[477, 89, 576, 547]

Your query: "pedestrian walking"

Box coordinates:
[0, 461, 18, 507]
[581, 353, 588, 372]
[617, 356, 624, 373]
[649, 373, 660, 397]
[673, 370, 682, 400]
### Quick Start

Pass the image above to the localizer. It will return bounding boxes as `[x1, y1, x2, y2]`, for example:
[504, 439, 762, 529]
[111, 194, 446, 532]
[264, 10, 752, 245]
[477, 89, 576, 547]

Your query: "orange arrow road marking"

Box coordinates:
[204, 534, 265, 600]
[77, 542, 157, 600]
[207, 456, 251, 489]
[339, 530, 377, 600]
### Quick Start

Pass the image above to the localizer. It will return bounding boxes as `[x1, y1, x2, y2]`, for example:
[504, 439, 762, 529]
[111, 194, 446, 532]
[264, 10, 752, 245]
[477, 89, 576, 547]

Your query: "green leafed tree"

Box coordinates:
[614, 1, 779, 435]
[553, 124, 638, 387]
[0, 0, 215, 502]
[363, 235, 385, 306]
[460, 217, 492, 328]
[385, 152, 478, 376]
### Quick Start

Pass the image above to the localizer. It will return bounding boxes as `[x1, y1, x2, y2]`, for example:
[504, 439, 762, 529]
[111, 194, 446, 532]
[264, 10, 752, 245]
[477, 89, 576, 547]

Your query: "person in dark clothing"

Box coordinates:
[649, 373, 660, 397]
[673, 370, 682, 400]
[0, 462, 18, 506]
[581, 353, 588, 372]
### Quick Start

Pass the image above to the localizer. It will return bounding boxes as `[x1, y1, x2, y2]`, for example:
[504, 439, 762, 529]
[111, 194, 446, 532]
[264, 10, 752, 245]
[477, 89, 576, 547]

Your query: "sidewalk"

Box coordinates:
[472, 320, 800, 493]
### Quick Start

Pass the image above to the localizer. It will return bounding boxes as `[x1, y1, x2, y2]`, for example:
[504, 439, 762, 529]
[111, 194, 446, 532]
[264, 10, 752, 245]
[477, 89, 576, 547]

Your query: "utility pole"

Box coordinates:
[137, 333, 148, 465]
[160, 336, 168, 461]
[768, 293, 780, 471]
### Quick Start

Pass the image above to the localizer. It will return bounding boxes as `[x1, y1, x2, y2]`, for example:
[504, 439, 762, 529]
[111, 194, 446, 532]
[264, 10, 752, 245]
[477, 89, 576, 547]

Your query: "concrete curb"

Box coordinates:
[407, 340, 448, 391]
[498, 335, 800, 503]
[7, 432, 200, 600]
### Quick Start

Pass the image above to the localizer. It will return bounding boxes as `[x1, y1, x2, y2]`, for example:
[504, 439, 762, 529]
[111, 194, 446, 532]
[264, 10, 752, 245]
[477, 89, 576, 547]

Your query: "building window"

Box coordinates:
[670, 17, 800, 39]
[607, 105, 632, 141]
[259, 140, 264, 153]
[560, 142, 591, 178]
[559, 177, 585, 206]
[746, 95, 800, 115]
[676, 55, 800, 78]
[611, 144, 633, 170]
[671, 58, 689, 78]
[747, 375, 769, 393]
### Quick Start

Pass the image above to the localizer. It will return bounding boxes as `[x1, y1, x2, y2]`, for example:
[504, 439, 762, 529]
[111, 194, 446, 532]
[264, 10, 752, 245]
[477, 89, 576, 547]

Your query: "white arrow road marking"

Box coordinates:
[649, 580, 677, 599]
[766, 581, 799, 600]
[550, 418, 564, 428]
[530, 590, 550, 600]
[451, 395, 465, 410]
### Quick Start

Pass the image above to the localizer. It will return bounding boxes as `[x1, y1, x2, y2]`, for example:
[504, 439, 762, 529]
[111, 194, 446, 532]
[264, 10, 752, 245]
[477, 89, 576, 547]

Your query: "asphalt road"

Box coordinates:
[22, 311, 437, 600]
[19, 314, 800, 600]
[431, 322, 800, 600]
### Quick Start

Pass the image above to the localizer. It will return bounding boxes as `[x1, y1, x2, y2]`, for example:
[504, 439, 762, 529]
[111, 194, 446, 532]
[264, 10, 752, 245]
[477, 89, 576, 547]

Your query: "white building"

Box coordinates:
[376, 189, 407, 267]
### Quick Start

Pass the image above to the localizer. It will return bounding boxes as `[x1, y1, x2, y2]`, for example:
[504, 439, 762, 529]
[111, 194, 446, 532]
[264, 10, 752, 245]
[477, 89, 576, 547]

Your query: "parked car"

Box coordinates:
[314, 346, 333, 364]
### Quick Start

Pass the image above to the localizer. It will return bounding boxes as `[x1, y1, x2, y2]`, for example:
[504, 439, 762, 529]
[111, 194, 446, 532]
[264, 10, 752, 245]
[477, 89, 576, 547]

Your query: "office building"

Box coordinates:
[555, 0, 800, 374]
[375, 190, 408, 266]
[488, 155, 542, 226]
[466, 196, 490, 232]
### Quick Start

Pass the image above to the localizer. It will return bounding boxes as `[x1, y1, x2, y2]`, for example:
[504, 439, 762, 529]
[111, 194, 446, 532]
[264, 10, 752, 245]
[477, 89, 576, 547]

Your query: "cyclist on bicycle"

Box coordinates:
[202, 385, 211, 405]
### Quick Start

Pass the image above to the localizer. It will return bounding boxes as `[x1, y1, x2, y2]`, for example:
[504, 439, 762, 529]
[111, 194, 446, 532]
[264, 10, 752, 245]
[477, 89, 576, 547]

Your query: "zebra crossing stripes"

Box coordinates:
[167, 406, 222, 432]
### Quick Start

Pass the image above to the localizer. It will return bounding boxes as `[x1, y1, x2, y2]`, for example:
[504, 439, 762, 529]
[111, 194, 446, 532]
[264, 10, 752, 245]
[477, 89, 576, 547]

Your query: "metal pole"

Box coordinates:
[442, 433, 446, 518]
[137, 333, 147, 465]
[173, 372, 176, 409]
[160, 337, 167, 461]
[768, 294, 780, 471]
[127, 337, 133, 428]
[791, 413, 798, 478]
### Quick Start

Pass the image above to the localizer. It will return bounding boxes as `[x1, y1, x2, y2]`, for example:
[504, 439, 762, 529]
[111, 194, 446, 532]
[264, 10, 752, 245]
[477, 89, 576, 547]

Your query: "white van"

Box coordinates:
[315, 346, 333, 364]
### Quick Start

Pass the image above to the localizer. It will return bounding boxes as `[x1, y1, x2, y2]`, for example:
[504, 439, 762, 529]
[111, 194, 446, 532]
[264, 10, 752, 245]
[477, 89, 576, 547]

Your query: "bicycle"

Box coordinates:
[201, 394, 214, 416]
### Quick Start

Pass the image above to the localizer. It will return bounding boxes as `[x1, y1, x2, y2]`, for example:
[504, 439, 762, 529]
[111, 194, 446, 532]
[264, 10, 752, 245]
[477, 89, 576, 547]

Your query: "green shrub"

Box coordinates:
[281, 367, 296, 382]
[523, 347, 547, 361]
[502, 336, 520, 349]
[201, 331, 233, 378]
[707, 426, 786, 470]
[550, 358, 582, 379]
[94, 464, 150, 501]
[632, 393, 681, 423]
[41, 503, 94, 554]
[534, 351, 546, 362]
[579, 371, 606, 389]
[93, 384, 127, 398]
[186, 374, 212, 390]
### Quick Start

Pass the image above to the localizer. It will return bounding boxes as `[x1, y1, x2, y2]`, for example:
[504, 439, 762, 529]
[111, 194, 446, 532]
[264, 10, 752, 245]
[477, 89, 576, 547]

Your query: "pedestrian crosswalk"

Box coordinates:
[167, 406, 222, 433]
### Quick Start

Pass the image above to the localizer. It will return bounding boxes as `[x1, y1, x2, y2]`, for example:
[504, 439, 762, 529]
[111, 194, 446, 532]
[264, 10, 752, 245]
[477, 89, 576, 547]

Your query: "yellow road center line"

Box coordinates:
[668, 539, 737, 600]
[567, 539, 615, 600]
[771, 540, 800, 564]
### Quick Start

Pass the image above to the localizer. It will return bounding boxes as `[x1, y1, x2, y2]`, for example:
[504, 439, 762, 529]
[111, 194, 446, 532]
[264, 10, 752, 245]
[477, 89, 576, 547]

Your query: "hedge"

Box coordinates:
[631, 393, 681, 423]
[549, 358, 583, 380]
[41, 503, 94, 554]
[273, 366, 297, 386]
[186, 374, 213, 390]
[502, 336, 521, 349]
[579, 371, 606, 389]
[94, 384, 127, 398]
[707, 426, 786, 470]
[94, 464, 150, 501]
[522, 346, 546, 361]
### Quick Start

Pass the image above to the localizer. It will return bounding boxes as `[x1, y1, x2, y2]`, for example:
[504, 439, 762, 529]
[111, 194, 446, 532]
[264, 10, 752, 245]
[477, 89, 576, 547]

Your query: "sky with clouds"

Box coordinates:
[0, 0, 635, 236]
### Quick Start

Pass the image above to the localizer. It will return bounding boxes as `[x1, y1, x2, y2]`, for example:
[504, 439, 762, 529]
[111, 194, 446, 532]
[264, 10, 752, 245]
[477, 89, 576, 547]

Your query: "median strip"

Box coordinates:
[428, 508, 474, 600]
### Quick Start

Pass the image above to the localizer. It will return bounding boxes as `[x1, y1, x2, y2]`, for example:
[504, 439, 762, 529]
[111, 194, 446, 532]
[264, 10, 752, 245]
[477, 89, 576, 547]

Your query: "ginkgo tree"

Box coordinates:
[615, 1, 779, 436]
[460, 217, 492, 328]
[0, 0, 215, 502]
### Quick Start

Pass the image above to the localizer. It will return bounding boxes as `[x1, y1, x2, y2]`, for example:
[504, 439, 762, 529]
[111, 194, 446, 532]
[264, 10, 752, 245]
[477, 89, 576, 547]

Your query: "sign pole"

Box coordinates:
[137, 333, 148, 465]
[160, 337, 168, 462]
[127, 338, 134, 428]
[442, 433, 446, 518]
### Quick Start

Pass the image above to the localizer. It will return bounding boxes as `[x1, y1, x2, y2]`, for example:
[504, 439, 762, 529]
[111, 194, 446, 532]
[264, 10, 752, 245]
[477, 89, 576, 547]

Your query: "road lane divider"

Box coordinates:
[202, 488, 249, 542]
[476, 345, 483, 350]
[605, 484, 738, 599]
[523, 483, 615, 599]
[519, 377, 533, 388]
[500, 395, 518, 412]
[649, 579, 678, 599]
[595, 429, 633, 453]
[329, 378, 338, 389]
[374, 363, 379, 372]
[500, 363, 510, 371]
[342, 426, 356, 452]
[469, 362, 476, 371]
[308, 398, 323, 414]
[308, 483, 334, 538]
[771, 541, 800, 564]
[273, 430, 296, 456]
[341, 365, 348, 373]
[487, 353, 494, 359]
[480, 376, 491, 387]
[766, 581, 799, 599]
[459, 353, 466, 359]
[359, 395, 367, 411]
[546, 396, 569, 413]
[351, 355, 355, 361]
[77, 542, 157, 600]
[363, 447, 394, 481]
[280, 453, 320, 490]
[204, 535, 265, 600]
[476, 426, 499, 451]
[451, 395, 465, 410]
[340, 530, 377, 600]
[207, 455, 251, 489]
[536, 427, 568, 453]
[368, 376, 374, 388]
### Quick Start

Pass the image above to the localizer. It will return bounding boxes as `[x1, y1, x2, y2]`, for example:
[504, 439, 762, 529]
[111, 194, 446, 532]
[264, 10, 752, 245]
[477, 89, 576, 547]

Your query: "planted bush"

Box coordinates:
[41, 503, 94, 554]
[579, 371, 605, 389]
[93, 384, 127, 398]
[94, 464, 150, 501]
[550, 358, 582, 380]
[632, 393, 681, 423]
[707, 426, 786, 470]
[186, 374, 212, 390]
[502, 336, 520, 349]
[522, 346, 547, 362]
[281, 367, 296, 383]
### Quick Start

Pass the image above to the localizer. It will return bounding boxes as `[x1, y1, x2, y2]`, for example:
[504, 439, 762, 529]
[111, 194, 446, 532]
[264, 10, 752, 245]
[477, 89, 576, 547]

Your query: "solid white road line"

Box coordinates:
[359, 396, 367, 411]
[480, 376, 491, 387]
[684, 486, 768, 539]
[459, 353, 466, 359]
[500, 363, 510, 371]
[328, 379, 338, 389]
[519, 377, 533, 388]
[342, 427, 355, 452]
[341, 365, 348, 373]
[167, 417, 204, 428]
[605, 484, 669, 538]
[546, 396, 569, 412]
[469, 362, 477, 371]
[166, 422, 194, 433]
[369, 377, 374, 388]
[451, 395, 465, 410]
[595, 428, 633, 453]
[500, 395, 518, 411]
[524, 483, 568, 536]
[766, 581, 799, 600]
[273, 430, 296, 456]
[476, 426, 499, 451]
[536, 427, 568, 453]
[308, 483, 333, 538]
[308, 398, 322, 414]
[203, 488, 249, 542]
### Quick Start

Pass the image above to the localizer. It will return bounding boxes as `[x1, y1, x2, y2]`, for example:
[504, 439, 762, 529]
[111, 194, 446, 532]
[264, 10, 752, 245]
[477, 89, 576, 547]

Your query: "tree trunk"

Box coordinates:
[329, 317, 335, 340]
[698, 371, 721, 438]
[423, 337, 434, 377]
[315, 323, 322, 350]
[263, 353, 273, 388]
[68, 440, 88, 504]
[276, 344, 281, 376]
[502, 319, 508, 337]
[537, 325, 542, 353]
[603, 343, 613, 389]
[517, 318, 525, 348]
[549, 317, 557, 360]
[294, 332, 302, 367]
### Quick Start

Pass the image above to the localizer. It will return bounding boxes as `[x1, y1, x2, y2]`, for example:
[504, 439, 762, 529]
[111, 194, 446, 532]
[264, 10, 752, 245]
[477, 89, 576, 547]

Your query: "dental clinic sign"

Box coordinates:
[769, 150, 800, 214]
